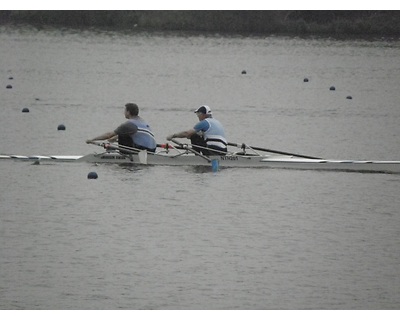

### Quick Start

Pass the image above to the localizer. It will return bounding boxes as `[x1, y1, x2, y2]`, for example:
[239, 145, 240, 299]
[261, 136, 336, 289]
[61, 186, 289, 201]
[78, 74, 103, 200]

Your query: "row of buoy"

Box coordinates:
[304, 78, 352, 99]
[8, 76, 67, 130]
[7, 75, 97, 179]
[6, 76, 13, 88]
[241, 74, 353, 99]
[21, 107, 66, 130]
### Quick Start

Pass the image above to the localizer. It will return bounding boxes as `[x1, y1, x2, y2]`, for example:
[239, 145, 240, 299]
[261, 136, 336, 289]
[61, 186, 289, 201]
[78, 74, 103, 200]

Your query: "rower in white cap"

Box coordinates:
[166, 105, 227, 155]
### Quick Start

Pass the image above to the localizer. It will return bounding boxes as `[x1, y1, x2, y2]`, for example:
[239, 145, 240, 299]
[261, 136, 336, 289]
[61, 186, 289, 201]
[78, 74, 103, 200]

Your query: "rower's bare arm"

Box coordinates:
[86, 131, 116, 144]
[166, 129, 196, 140]
[108, 135, 118, 142]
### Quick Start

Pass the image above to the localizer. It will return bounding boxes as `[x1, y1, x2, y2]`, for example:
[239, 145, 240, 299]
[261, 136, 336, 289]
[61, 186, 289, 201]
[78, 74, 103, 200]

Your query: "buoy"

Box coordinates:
[87, 172, 98, 179]
[57, 124, 66, 130]
[303, 78, 309, 82]
[6, 84, 12, 89]
[22, 108, 30, 113]
[346, 96, 352, 99]
[241, 70, 247, 74]
[330, 86, 336, 91]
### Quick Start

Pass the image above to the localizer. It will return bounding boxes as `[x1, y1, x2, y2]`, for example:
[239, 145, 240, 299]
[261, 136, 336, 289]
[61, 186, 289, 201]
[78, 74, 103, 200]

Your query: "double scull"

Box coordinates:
[1, 140, 400, 174]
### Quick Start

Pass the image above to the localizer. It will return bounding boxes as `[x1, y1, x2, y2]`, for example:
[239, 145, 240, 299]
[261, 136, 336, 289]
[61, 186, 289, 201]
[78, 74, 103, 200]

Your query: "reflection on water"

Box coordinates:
[112, 163, 151, 173]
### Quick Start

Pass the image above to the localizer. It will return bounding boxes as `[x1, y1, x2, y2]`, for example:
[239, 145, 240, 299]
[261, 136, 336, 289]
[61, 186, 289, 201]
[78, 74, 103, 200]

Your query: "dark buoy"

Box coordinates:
[22, 107, 30, 113]
[241, 70, 247, 74]
[57, 124, 66, 130]
[303, 78, 309, 82]
[87, 172, 98, 179]
[6, 84, 12, 89]
[346, 96, 352, 99]
[330, 86, 336, 91]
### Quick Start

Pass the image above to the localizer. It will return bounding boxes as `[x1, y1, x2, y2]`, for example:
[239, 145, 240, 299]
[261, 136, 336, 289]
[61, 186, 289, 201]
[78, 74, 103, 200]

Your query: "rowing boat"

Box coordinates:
[1, 140, 400, 174]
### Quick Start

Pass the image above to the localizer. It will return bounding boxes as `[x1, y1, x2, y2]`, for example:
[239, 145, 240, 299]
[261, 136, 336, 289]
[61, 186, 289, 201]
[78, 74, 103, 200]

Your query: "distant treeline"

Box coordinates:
[1, 11, 400, 36]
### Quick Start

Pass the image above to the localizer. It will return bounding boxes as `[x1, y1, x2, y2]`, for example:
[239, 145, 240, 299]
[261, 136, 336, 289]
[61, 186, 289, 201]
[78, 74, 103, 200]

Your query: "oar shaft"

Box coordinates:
[89, 141, 142, 154]
[171, 139, 211, 162]
[227, 142, 321, 160]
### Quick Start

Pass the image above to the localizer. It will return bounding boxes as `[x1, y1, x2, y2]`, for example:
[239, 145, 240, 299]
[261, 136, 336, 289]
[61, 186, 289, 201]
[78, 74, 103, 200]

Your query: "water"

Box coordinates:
[1, 26, 400, 309]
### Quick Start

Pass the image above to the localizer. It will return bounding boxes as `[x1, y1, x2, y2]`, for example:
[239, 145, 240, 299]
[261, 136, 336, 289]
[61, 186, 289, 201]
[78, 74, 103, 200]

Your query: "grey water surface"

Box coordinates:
[1, 26, 399, 309]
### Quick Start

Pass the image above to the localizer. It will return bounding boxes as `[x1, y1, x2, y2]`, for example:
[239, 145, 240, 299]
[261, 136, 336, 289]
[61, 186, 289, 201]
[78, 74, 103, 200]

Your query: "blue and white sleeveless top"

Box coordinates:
[194, 118, 227, 149]
[129, 118, 157, 150]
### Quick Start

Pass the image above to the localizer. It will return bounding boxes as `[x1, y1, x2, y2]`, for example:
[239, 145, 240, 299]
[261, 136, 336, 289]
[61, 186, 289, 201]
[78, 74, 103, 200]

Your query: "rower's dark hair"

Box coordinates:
[125, 103, 139, 116]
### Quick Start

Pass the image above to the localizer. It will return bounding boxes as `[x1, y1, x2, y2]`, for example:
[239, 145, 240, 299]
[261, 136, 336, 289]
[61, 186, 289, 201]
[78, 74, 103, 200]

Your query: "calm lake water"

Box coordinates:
[1, 26, 400, 310]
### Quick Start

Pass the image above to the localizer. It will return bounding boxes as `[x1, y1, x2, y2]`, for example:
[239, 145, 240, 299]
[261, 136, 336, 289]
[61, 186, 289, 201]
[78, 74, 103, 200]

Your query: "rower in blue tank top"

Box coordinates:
[166, 105, 227, 155]
[86, 103, 157, 153]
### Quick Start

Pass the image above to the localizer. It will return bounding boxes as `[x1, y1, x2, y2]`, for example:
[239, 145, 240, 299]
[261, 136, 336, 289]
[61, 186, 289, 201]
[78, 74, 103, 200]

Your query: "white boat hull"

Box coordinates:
[2, 150, 400, 173]
[75, 152, 400, 173]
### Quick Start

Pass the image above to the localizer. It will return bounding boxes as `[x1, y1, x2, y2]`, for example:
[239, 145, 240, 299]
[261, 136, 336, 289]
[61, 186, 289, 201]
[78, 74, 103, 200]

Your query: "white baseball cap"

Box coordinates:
[194, 105, 212, 115]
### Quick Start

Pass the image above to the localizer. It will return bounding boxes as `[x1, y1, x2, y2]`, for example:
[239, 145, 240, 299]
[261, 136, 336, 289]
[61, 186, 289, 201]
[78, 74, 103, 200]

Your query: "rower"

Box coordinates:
[166, 105, 227, 155]
[86, 103, 157, 153]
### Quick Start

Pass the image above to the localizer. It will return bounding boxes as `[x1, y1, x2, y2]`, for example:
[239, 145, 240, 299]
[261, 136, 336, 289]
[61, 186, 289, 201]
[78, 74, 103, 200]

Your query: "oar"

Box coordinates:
[171, 139, 219, 172]
[88, 141, 150, 164]
[88, 141, 138, 153]
[227, 142, 322, 160]
[171, 139, 211, 162]
[89, 141, 157, 154]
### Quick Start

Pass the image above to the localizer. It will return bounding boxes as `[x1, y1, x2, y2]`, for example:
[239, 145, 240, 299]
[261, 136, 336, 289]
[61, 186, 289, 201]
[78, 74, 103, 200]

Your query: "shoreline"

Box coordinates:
[1, 11, 400, 38]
